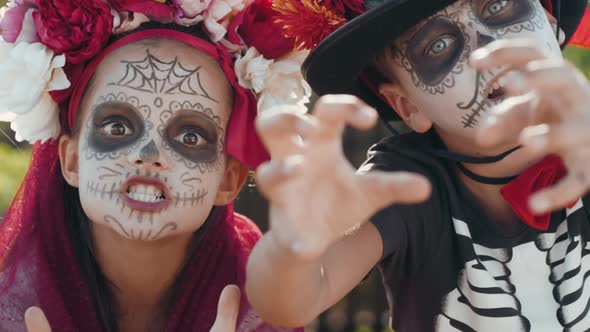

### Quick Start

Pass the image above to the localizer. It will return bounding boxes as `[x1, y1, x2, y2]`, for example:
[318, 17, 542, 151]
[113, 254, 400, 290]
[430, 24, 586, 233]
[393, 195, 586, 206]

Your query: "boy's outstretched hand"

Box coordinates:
[471, 39, 590, 215]
[255, 95, 431, 259]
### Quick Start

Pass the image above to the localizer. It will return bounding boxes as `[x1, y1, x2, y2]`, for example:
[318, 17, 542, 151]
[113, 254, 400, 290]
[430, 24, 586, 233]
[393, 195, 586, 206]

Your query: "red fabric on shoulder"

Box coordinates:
[500, 155, 576, 231]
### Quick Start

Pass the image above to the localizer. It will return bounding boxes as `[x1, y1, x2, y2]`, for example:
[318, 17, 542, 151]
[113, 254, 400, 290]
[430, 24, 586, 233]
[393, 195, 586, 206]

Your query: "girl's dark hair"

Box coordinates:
[64, 22, 219, 332]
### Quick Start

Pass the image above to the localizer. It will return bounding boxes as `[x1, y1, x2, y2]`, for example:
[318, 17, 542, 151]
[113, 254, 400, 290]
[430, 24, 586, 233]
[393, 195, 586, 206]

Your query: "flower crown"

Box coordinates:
[0, 0, 310, 143]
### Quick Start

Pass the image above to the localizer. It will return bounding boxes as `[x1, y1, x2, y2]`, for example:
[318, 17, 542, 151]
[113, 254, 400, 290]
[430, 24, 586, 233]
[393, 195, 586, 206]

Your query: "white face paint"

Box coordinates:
[390, 0, 561, 141]
[75, 39, 233, 241]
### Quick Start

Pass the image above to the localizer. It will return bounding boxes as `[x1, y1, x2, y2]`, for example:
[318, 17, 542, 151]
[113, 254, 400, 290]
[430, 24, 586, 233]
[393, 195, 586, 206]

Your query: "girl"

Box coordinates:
[0, 0, 309, 331]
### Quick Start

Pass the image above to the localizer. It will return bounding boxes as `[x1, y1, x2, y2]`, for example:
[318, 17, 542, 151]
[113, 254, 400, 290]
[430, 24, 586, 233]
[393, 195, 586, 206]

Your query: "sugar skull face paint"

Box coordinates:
[75, 39, 233, 241]
[390, 0, 560, 136]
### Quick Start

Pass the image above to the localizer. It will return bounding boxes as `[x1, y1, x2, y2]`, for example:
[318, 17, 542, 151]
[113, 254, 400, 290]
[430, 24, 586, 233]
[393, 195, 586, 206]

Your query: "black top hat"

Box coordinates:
[302, 0, 588, 121]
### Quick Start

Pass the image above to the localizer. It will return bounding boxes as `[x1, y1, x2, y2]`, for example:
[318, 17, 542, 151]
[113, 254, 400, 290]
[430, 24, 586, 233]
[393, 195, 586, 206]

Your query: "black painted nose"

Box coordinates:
[138, 140, 160, 165]
[477, 32, 496, 48]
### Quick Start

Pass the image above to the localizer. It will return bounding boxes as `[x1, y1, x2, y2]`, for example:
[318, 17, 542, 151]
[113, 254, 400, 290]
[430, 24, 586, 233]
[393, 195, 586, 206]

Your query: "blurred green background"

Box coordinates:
[1, 1, 590, 331]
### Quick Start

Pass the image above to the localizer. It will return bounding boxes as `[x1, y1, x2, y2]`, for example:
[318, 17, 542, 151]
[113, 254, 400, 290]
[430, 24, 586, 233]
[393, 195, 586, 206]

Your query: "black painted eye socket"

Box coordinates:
[174, 128, 207, 147]
[472, 0, 534, 29]
[407, 16, 465, 86]
[88, 101, 145, 153]
[100, 117, 134, 137]
[426, 35, 458, 56]
[163, 109, 219, 164]
[485, 0, 509, 17]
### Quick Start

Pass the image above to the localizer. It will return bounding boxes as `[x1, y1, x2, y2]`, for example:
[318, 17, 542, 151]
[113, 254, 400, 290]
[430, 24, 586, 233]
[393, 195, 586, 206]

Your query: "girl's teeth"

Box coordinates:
[127, 184, 165, 199]
[137, 184, 147, 194]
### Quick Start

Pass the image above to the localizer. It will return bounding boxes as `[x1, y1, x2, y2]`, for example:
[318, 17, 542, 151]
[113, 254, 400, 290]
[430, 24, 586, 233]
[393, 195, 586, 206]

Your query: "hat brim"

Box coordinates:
[303, 0, 588, 122]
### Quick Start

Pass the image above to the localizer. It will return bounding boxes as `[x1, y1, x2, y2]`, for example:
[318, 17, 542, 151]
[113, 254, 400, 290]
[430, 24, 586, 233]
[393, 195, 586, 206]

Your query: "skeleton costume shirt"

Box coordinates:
[360, 132, 590, 332]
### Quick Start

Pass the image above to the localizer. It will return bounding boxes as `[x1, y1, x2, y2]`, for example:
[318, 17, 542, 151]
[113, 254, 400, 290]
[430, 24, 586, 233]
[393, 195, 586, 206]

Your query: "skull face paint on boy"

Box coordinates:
[386, 0, 561, 144]
[73, 39, 233, 241]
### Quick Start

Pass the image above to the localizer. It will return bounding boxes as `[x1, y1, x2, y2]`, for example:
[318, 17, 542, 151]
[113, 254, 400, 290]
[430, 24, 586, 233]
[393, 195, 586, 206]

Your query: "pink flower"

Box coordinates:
[0, 0, 39, 43]
[172, 0, 211, 25]
[33, 0, 114, 64]
[108, 0, 176, 22]
[203, 0, 252, 42]
[112, 10, 150, 34]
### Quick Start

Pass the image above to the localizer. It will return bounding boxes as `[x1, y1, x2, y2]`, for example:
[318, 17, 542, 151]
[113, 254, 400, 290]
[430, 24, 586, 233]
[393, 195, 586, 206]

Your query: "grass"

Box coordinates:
[0, 142, 31, 216]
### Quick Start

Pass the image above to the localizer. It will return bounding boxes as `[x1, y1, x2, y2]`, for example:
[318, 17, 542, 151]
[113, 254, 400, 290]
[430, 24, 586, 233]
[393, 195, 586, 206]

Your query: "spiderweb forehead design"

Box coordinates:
[108, 50, 218, 103]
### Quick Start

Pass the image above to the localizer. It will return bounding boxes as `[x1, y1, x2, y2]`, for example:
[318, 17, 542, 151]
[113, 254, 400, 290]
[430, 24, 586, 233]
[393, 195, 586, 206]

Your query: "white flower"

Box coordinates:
[0, 37, 70, 142]
[257, 50, 311, 114]
[10, 93, 60, 142]
[235, 48, 311, 114]
[15, 7, 39, 43]
[235, 47, 273, 93]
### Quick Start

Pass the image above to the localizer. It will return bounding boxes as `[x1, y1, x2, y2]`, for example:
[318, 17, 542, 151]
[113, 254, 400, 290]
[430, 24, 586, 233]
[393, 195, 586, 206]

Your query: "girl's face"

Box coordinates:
[387, 0, 561, 148]
[62, 39, 236, 241]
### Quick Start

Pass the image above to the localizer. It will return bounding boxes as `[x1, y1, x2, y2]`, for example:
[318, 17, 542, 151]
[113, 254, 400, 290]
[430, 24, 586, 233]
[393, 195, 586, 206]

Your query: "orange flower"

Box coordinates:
[273, 0, 346, 50]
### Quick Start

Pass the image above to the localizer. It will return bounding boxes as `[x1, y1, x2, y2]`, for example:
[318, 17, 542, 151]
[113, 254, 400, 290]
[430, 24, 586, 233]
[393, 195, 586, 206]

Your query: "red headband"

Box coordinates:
[66, 28, 268, 168]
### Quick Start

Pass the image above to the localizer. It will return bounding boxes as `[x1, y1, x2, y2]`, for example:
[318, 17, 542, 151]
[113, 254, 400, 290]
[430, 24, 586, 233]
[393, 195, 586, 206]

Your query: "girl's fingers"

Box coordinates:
[24, 307, 51, 332]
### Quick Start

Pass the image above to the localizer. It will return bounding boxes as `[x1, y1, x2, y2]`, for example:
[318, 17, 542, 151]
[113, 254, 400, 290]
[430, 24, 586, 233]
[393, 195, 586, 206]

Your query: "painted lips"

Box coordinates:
[119, 176, 172, 212]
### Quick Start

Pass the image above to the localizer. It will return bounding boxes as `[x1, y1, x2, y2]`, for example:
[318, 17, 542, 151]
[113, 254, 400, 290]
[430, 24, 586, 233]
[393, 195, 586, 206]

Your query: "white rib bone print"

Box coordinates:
[535, 199, 590, 332]
[436, 201, 590, 332]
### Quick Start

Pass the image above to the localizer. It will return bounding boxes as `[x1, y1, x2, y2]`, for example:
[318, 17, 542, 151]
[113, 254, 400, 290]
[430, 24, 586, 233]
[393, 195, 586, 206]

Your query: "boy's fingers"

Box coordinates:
[24, 307, 51, 332]
[312, 95, 377, 141]
[504, 61, 588, 109]
[469, 39, 546, 69]
[255, 158, 303, 202]
[210, 285, 241, 332]
[529, 173, 587, 214]
[256, 111, 313, 158]
[358, 171, 431, 210]
[477, 93, 537, 148]
[520, 122, 590, 154]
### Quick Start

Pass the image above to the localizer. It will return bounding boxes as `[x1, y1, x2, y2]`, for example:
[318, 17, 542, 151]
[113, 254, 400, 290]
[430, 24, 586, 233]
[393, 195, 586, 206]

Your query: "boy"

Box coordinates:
[246, 0, 590, 331]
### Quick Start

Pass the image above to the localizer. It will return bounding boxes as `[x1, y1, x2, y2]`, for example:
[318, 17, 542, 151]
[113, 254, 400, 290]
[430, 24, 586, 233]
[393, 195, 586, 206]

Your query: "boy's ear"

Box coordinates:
[379, 82, 433, 133]
[214, 156, 249, 206]
[58, 135, 80, 188]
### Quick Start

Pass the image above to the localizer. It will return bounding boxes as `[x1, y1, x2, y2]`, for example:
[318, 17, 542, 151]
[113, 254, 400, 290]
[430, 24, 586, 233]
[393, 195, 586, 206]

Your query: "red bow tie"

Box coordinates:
[500, 155, 574, 231]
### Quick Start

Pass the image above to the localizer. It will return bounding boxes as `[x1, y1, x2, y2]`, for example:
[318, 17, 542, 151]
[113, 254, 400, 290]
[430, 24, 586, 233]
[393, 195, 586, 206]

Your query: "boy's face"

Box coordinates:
[72, 39, 234, 241]
[389, 0, 561, 143]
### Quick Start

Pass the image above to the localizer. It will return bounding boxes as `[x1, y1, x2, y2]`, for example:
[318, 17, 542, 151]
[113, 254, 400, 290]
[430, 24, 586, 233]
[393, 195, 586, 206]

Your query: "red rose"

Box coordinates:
[108, 0, 176, 21]
[237, 0, 295, 59]
[33, 0, 113, 64]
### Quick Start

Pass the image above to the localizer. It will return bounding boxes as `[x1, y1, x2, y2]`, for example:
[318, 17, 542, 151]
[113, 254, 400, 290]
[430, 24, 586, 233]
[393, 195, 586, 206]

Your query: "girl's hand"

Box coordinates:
[210, 285, 241, 332]
[24, 307, 51, 332]
[24, 285, 241, 332]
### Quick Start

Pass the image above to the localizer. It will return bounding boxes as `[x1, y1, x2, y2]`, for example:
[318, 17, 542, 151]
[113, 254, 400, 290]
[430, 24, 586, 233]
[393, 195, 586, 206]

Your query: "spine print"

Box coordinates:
[535, 200, 590, 332]
[436, 218, 530, 332]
